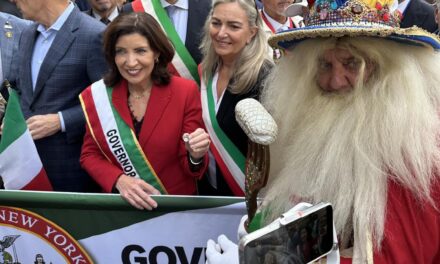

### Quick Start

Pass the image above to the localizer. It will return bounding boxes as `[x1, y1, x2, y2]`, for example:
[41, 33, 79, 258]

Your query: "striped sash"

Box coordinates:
[132, 0, 199, 84]
[200, 74, 245, 196]
[79, 80, 168, 194]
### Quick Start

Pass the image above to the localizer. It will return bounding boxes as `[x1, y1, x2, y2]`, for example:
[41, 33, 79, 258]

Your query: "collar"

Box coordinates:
[397, 0, 411, 15]
[37, 1, 74, 33]
[160, 0, 189, 10]
[93, 6, 120, 21]
[262, 8, 290, 32]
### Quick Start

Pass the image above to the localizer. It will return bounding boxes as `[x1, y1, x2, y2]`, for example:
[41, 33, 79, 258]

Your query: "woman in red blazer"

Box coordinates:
[80, 12, 210, 210]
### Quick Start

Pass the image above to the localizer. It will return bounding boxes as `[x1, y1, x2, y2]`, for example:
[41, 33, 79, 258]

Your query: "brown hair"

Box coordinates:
[102, 12, 175, 87]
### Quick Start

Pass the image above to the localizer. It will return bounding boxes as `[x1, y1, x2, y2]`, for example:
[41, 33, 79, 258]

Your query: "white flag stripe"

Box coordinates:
[0, 128, 43, 189]
[91, 80, 140, 179]
[200, 80, 245, 191]
[79, 202, 246, 263]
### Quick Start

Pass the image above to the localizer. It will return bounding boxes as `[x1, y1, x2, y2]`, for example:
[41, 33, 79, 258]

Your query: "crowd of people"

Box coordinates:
[1, 0, 440, 262]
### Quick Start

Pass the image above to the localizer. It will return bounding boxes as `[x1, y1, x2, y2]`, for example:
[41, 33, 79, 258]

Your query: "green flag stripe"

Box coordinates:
[106, 88, 167, 194]
[206, 78, 245, 172]
[151, 0, 200, 83]
[0, 90, 27, 153]
[0, 190, 244, 239]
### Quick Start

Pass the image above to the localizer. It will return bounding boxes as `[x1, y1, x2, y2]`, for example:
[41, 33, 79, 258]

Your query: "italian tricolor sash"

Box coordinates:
[132, 0, 199, 84]
[79, 80, 167, 194]
[200, 75, 245, 196]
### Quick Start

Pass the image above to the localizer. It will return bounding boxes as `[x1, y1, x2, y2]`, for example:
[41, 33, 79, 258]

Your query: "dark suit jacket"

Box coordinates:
[74, 0, 90, 11]
[122, 0, 211, 64]
[16, 7, 107, 192]
[0, 1, 22, 18]
[400, 0, 437, 33]
[80, 77, 208, 194]
[0, 12, 30, 100]
[199, 61, 273, 196]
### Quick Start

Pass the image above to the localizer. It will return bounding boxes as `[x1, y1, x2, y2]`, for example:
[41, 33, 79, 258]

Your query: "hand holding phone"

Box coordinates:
[239, 203, 335, 264]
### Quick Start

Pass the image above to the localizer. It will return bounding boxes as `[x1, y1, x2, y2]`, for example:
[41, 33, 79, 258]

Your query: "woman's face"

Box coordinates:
[209, 2, 257, 63]
[114, 33, 158, 89]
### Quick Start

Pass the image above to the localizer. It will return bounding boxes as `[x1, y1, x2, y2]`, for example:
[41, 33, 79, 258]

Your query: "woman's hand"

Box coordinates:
[183, 128, 210, 160]
[115, 174, 160, 210]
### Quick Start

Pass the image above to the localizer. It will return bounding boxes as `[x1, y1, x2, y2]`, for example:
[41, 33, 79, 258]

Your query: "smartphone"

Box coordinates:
[239, 203, 334, 264]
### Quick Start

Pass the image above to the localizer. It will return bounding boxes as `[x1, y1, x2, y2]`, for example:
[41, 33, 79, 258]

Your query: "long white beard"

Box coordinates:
[261, 39, 440, 261]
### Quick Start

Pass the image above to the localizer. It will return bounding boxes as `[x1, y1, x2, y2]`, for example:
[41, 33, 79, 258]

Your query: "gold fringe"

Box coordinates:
[268, 25, 440, 50]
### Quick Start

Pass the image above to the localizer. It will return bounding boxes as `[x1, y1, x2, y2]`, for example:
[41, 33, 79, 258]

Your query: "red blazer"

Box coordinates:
[80, 76, 208, 194]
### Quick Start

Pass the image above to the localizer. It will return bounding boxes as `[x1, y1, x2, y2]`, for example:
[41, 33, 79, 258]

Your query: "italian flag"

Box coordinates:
[0, 89, 52, 190]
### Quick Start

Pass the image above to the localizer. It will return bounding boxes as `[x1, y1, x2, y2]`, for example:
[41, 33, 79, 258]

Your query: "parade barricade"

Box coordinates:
[0, 191, 245, 263]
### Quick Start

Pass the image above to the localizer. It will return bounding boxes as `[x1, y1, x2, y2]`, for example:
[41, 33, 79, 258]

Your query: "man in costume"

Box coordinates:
[122, 0, 211, 83]
[206, 0, 440, 262]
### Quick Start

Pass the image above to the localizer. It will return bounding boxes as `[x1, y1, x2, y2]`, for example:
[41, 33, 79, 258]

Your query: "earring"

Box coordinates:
[155, 57, 159, 63]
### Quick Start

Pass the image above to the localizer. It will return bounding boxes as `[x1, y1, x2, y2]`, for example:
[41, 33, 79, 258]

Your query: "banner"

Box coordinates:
[0, 191, 246, 263]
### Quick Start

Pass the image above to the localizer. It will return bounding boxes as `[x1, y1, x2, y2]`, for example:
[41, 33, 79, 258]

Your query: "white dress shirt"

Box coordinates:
[263, 8, 291, 32]
[161, 0, 189, 43]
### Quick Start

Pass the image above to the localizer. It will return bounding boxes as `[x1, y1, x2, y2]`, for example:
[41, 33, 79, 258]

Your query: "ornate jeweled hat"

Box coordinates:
[269, 0, 440, 50]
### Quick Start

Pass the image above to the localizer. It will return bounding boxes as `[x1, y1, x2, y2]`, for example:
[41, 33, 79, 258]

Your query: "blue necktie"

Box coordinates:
[166, 5, 177, 26]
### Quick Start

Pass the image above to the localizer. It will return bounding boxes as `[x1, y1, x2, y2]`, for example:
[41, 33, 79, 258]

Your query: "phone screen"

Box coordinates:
[243, 205, 333, 264]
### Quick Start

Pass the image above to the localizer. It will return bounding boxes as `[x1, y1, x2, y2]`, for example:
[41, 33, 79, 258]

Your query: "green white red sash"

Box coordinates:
[132, 0, 199, 84]
[200, 74, 245, 196]
[79, 80, 167, 194]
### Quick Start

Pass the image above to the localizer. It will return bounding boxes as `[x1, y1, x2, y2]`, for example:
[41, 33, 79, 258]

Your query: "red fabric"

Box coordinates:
[373, 179, 440, 263]
[22, 168, 53, 191]
[80, 87, 120, 168]
[131, 0, 144, 12]
[340, 257, 352, 264]
[209, 142, 245, 196]
[80, 76, 208, 194]
[337, 179, 440, 263]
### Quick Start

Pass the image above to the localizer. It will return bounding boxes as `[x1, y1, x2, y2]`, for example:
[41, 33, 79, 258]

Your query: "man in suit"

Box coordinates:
[0, 12, 29, 120]
[11, 0, 107, 192]
[85, 0, 120, 25]
[259, 0, 297, 60]
[0, 0, 22, 18]
[398, 0, 437, 33]
[122, 0, 211, 82]
[74, 0, 90, 11]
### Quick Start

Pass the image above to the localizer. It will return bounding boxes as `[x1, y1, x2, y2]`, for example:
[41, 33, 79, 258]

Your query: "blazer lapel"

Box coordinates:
[139, 84, 171, 146]
[1, 19, 17, 80]
[18, 24, 39, 106]
[31, 9, 78, 105]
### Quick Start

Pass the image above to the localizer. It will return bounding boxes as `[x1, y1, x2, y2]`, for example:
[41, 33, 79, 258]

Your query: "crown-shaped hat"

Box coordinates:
[269, 0, 440, 50]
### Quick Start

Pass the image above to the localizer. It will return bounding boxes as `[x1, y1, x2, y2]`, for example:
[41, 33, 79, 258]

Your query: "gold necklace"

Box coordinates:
[129, 89, 150, 100]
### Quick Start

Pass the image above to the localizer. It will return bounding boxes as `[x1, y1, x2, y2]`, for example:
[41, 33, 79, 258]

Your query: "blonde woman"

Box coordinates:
[199, 0, 273, 196]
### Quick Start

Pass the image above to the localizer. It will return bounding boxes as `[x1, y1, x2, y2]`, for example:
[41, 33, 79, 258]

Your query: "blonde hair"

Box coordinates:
[200, 0, 270, 94]
[262, 37, 440, 261]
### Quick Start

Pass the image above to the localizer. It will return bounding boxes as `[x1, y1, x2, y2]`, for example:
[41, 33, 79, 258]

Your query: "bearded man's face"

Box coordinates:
[317, 48, 375, 94]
